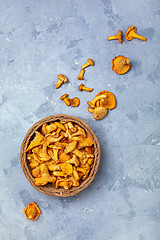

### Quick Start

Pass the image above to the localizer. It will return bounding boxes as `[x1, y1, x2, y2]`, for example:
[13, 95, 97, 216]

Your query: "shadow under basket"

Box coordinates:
[20, 114, 101, 197]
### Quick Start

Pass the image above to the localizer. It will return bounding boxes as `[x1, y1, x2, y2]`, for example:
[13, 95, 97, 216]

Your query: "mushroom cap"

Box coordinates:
[24, 202, 41, 221]
[93, 107, 108, 120]
[88, 59, 94, 66]
[57, 74, 68, 83]
[125, 26, 136, 40]
[60, 94, 68, 100]
[96, 90, 116, 110]
[112, 55, 131, 75]
[77, 76, 84, 80]
[70, 97, 80, 107]
[117, 30, 122, 43]
[79, 84, 84, 91]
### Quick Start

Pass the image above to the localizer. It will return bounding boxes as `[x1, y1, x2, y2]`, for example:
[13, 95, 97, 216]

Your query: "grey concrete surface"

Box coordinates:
[0, 0, 160, 239]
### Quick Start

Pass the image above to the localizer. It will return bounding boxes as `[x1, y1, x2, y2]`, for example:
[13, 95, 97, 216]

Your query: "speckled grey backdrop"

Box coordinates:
[0, 0, 160, 239]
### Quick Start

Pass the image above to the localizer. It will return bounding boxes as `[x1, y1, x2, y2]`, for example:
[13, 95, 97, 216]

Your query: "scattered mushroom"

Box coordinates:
[77, 69, 85, 80]
[55, 74, 68, 89]
[112, 55, 131, 75]
[70, 97, 80, 107]
[81, 59, 94, 69]
[125, 26, 147, 41]
[93, 107, 108, 120]
[24, 202, 42, 221]
[107, 30, 122, 43]
[96, 90, 116, 110]
[60, 94, 71, 106]
[79, 84, 94, 92]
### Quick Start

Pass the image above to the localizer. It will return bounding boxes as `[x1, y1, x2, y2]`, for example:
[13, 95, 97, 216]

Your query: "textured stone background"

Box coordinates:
[0, 0, 160, 239]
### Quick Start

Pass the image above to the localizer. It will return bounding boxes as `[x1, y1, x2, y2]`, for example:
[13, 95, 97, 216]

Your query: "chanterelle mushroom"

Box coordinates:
[107, 30, 122, 43]
[25, 131, 44, 152]
[96, 90, 116, 110]
[70, 97, 80, 107]
[24, 202, 41, 221]
[112, 55, 131, 75]
[55, 74, 68, 89]
[35, 163, 56, 186]
[93, 107, 108, 120]
[125, 26, 147, 41]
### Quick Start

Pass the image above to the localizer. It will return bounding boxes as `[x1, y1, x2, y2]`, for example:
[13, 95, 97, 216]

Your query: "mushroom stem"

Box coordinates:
[132, 32, 147, 41]
[120, 58, 130, 66]
[125, 58, 130, 65]
[55, 79, 63, 89]
[108, 36, 118, 40]
[63, 98, 70, 106]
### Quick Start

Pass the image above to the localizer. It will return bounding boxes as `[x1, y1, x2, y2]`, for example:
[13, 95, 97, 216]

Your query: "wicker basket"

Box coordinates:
[20, 114, 101, 197]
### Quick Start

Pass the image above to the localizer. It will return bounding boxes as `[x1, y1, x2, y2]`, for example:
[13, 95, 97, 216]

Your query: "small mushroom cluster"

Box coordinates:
[55, 58, 95, 108]
[25, 120, 95, 190]
[77, 59, 94, 80]
[107, 26, 147, 43]
[60, 94, 80, 107]
[87, 90, 116, 120]
[107, 26, 147, 75]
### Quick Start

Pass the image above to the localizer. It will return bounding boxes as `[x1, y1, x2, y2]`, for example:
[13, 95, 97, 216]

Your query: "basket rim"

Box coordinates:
[20, 114, 101, 197]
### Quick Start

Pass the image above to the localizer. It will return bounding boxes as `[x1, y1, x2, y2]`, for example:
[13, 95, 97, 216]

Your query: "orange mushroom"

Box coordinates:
[96, 90, 116, 110]
[25, 131, 44, 152]
[79, 84, 94, 92]
[60, 94, 71, 106]
[24, 202, 42, 221]
[112, 55, 130, 75]
[70, 97, 80, 107]
[125, 26, 147, 41]
[81, 59, 94, 69]
[107, 30, 122, 43]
